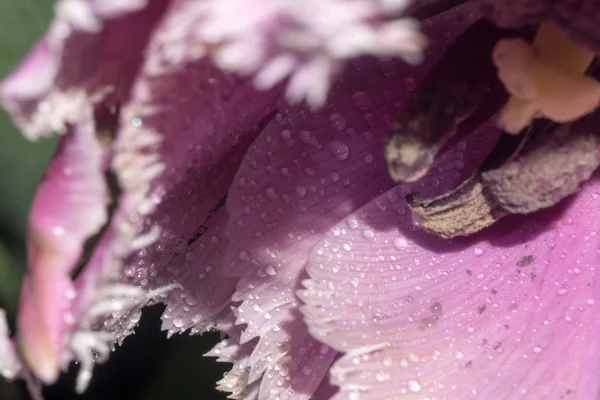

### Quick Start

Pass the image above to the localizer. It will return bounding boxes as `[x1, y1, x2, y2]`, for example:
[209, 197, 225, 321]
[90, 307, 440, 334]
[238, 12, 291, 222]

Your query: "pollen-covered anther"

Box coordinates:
[494, 20, 600, 134]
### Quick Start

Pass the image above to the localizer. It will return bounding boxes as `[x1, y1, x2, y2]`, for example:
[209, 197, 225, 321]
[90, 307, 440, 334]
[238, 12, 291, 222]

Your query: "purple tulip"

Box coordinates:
[2, 0, 600, 399]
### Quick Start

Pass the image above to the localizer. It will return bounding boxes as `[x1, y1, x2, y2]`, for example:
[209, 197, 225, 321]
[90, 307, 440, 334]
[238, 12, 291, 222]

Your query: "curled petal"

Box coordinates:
[18, 108, 109, 384]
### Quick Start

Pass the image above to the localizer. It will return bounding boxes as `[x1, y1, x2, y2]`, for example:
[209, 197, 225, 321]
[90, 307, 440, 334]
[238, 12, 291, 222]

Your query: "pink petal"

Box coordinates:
[18, 108, 109, 384]
[0, 0, 167, 139]
[301, 176, 600, 398]
[107, 3, 281, 335]
[221, 6, 481, 398]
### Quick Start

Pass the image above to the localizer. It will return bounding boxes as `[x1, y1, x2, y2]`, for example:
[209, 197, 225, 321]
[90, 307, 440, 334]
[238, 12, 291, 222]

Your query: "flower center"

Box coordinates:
[387, 17, 600, 239]
[494, 20, 600, 133]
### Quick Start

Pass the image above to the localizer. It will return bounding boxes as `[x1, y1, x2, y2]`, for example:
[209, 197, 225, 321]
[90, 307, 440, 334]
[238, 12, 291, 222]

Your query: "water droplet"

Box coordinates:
[362, 152, 374, 164]
[280, 130, 292, 140]
[343, 242, 352, 251]
[533, 346, 543, 354]
[473, 247, 484, 256]
[329, 113, 347, 131]
[347, 216, 359, 229]
[351, 91, 371, 110]
[393, 237, 408, 251]
[266, 265, 277, 276]
[376, 371, 390, 382]
[430, 302, 443, 315]
[408, 380, 421, 392]
[296, 186, 306, 197]
[557, 285, 568, 296]
[173, 318, 184, 328]
[329, 141, 350, 161]
[266, 187, 279, 200]
[129, 311, 141, 324]
[132, 117, 142, 127]
[361, 228, 375, 240]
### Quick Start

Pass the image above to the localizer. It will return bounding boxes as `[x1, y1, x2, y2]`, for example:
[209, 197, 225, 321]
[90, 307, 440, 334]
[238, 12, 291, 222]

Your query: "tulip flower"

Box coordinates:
[2, 1, 600, 399]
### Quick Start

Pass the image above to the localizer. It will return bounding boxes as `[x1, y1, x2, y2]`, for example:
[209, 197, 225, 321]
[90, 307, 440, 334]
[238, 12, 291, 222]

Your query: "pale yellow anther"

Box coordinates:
[493, 20, 600, 134]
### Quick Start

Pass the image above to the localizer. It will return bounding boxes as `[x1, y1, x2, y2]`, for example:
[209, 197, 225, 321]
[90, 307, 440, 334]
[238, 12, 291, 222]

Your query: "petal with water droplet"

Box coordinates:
[301, 172, 600, 399]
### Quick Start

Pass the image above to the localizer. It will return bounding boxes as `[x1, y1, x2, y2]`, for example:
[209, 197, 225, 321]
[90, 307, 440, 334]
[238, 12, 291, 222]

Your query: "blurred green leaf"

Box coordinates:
[0, 240, 19, 317]
[0, 0, 57, 267]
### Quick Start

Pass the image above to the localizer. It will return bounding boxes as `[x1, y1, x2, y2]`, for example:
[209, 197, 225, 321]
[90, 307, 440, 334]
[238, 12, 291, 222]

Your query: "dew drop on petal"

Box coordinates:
[362, 228, 375, 240]
[330, 113, 347, 131]
[280, 130, 292, 140]
[296, 186, 307, 196]
[266, 265, 277, 276]
[329, 141, 350, 161]
[347, 215, 359, 229]
[362, 152, 374, 164]
[173, 318, 184, 328]
[408, 380, 421, 392]
[266, 187, 279, 200]
[351, 91, 371, 110]
[394, 237, 408, 250]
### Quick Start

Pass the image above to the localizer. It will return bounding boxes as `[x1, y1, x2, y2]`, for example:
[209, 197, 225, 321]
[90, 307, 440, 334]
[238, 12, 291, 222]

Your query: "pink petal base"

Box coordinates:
[302, 174, 600, 399]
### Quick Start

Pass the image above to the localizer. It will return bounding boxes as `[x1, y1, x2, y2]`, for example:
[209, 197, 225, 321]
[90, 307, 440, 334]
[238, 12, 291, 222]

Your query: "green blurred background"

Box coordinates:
[0, 1, 228, 399]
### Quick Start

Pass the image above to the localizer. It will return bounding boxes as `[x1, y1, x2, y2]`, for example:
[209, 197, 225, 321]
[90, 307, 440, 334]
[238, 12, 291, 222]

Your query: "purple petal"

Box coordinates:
[58, 3, 283, 389]
[301, 174, 600, 398]
[219, 5, 481, 398]
[0, 0, 167, 139]
[194, 0, 428, 108]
